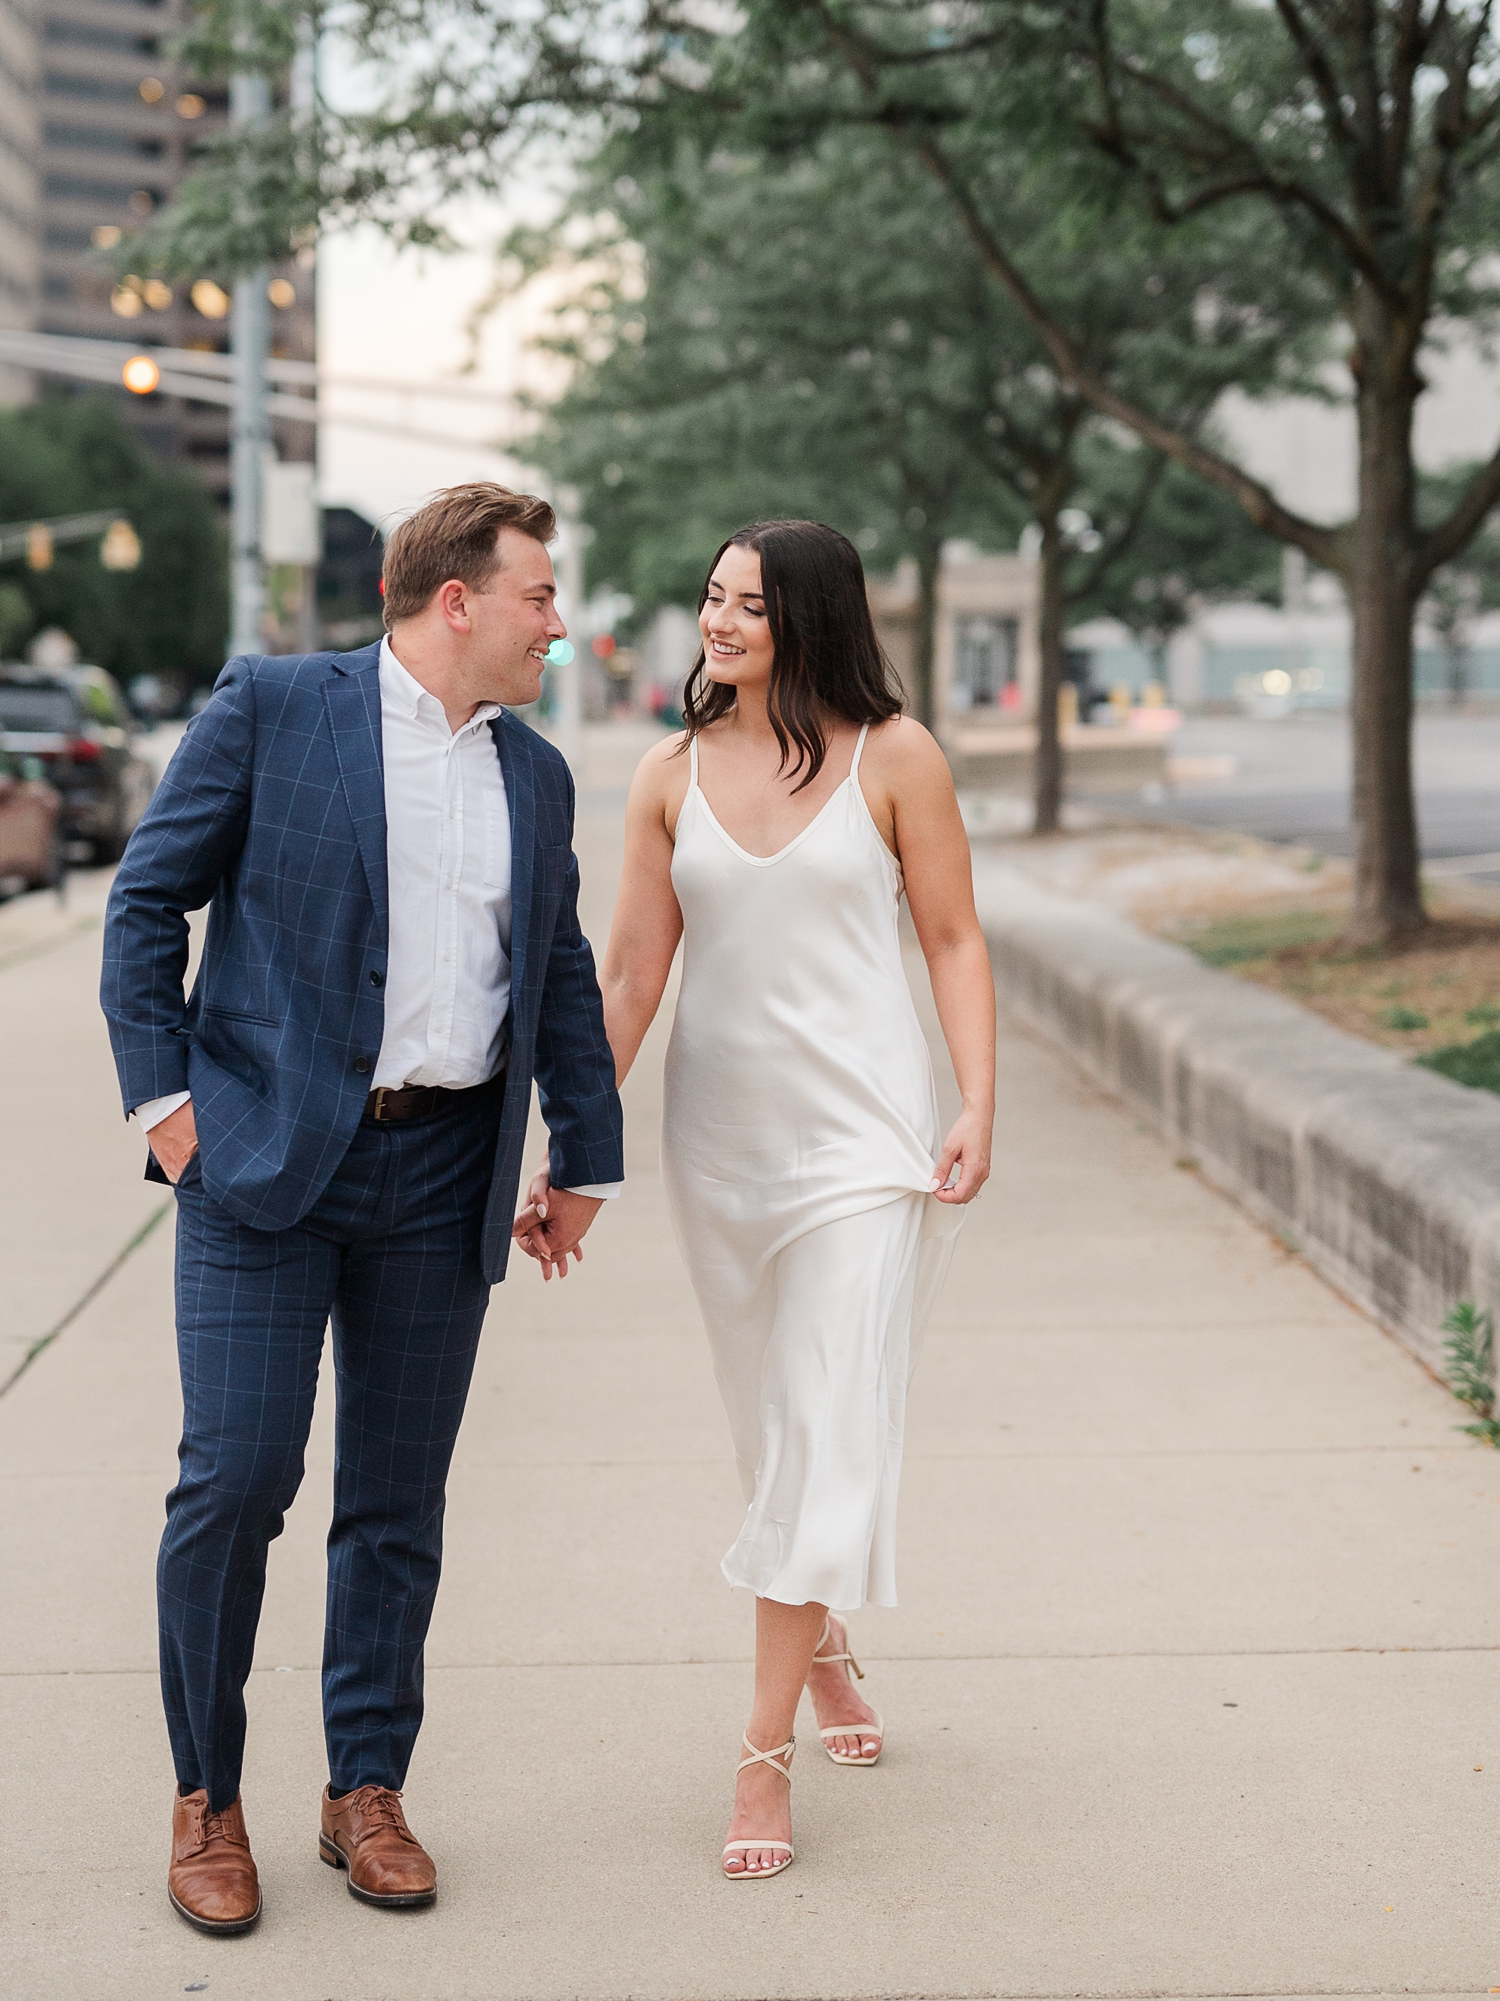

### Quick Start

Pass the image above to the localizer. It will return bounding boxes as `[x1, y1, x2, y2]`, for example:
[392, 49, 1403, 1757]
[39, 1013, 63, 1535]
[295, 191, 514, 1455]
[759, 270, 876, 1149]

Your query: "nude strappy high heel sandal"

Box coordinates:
[722, 1733, 795, 1880]
[811, 1616, 884, 1765]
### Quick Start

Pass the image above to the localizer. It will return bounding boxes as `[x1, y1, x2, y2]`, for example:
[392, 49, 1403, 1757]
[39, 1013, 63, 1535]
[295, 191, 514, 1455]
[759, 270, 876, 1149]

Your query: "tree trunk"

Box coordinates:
[910, 538, 940, 732]
[1345, 293, 1425, 943]
[1033, 503, 1067, 835]
[1443, 622, 1468, 709]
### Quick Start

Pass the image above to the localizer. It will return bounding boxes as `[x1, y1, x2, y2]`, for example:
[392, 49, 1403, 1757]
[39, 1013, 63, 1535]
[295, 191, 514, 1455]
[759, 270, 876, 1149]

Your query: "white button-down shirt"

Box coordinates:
[374, 636, 512, 1091]
[135, 637, 618, 1199]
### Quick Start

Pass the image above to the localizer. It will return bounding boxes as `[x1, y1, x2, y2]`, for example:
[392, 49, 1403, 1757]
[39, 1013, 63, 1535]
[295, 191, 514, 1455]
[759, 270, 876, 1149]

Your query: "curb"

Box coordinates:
[973, 855, 1500, 1374]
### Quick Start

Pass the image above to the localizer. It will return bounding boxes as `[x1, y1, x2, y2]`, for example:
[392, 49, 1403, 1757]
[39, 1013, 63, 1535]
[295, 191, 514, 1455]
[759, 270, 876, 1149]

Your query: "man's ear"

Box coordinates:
[437, 578, 471, 631]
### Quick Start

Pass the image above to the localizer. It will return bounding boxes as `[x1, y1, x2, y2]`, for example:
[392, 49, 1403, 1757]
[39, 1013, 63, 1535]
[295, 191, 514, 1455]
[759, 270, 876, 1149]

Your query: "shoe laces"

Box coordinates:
[192, 1802, 246, 1851]
[349, 1786, 414, 1839]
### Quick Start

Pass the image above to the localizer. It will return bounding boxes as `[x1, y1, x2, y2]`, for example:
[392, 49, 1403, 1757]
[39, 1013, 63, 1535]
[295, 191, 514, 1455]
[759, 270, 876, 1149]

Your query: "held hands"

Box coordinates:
[512, 1162, 603, 1280]
[928, 1106, 992, 1205]
[147, 1099, 200, 1184]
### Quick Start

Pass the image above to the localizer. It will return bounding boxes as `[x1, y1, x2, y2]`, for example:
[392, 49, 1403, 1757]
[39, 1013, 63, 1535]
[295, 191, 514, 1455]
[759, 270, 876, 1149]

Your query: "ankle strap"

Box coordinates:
[737, 1733, 795, 1783]
[812, 1619, 864, 1677]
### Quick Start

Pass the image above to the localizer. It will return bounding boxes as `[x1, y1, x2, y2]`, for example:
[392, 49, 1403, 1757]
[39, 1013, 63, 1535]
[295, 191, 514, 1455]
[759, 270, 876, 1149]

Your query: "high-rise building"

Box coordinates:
[0, 0, 38, 402]
[37, 0, 314, 498]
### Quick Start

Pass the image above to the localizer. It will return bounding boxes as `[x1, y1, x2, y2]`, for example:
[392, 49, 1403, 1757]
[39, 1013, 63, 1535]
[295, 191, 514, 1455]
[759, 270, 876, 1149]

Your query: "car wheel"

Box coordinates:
[33, 824, 66, 897]
[93, 806, 129, 865]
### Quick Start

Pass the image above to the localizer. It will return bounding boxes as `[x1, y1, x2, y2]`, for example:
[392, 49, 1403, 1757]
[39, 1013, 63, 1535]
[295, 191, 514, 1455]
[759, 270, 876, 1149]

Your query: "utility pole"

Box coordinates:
[229, 67, 270, 657]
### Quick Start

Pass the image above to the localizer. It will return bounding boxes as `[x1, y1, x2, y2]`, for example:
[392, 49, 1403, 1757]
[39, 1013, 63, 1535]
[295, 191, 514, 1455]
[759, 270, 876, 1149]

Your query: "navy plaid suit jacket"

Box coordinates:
[100, 641, 623, 1281]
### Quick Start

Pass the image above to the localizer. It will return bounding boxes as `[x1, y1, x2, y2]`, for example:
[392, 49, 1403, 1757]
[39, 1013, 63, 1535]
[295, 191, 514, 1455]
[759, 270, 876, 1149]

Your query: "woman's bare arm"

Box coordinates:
[513, 737, 687, 1272]
[597, 737, 688, 1085]
[868, 719, 995, 1205]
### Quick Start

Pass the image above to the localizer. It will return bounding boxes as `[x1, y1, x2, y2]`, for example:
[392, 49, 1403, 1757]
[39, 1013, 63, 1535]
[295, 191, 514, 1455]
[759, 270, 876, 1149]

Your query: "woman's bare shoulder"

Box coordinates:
[627, 731, 694, 831]
[632, 730, 692, 786]
[862, 714, 953, 785]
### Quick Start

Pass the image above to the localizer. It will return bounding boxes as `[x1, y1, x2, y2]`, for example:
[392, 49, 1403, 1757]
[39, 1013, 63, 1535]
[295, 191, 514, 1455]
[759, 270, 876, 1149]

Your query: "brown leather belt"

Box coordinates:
[363, 1065, 507, 1124]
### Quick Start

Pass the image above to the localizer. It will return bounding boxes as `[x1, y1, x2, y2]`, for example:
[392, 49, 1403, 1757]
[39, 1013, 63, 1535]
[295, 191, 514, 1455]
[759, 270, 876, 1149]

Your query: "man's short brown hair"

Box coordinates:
[381, 482, 557, 628]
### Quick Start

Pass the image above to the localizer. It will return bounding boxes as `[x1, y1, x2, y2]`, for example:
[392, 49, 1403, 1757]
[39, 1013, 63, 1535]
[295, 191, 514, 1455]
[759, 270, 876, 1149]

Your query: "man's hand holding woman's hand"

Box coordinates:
[512, 1165, 603, 1280]
[148, 1099, 200, 1184]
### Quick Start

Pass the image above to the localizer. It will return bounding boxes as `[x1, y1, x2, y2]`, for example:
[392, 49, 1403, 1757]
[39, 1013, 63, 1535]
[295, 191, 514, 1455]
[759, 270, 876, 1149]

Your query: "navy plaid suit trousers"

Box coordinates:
[165, 1088, 502, 1808]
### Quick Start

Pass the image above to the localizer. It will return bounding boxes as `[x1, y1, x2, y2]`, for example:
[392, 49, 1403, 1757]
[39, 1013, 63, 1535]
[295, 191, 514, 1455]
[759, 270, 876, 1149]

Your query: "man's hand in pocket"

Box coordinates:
[148, 1100, 199, 1184]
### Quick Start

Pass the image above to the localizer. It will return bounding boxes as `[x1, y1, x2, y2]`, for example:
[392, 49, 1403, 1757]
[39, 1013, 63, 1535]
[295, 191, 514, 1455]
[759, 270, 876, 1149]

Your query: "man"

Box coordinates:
[101, 483, 622, 1933]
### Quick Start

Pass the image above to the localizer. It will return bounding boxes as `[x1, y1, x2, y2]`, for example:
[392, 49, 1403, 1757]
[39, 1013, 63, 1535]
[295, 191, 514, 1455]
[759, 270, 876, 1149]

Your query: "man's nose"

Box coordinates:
[546, 606, 567, 640]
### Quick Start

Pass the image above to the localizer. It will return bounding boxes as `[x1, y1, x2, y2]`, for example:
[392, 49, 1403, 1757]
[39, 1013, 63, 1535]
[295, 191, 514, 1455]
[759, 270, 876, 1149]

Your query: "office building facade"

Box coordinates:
[37, 0, 313, 497]
[0, 0, 38, 402]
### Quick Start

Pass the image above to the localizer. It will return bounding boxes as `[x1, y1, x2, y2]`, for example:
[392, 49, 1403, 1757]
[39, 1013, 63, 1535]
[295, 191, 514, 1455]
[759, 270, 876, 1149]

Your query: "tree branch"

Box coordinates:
[1388, 0, 1447, 185]
[1420, 439, 1500, 577]
[904, 129, 1339, 564]
[1271, 0, 1360, 161]
[1101, 55, 1388, 287]
[1064, 447, 1169, 605]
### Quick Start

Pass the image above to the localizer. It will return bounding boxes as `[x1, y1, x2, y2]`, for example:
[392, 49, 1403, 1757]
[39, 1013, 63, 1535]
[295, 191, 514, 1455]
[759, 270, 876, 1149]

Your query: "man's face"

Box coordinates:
[463, 528, 567, 705]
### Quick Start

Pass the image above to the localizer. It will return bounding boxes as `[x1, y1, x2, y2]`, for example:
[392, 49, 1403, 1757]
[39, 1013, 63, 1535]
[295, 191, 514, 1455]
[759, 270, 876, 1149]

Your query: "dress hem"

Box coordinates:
[721, 1561, 897, 1613]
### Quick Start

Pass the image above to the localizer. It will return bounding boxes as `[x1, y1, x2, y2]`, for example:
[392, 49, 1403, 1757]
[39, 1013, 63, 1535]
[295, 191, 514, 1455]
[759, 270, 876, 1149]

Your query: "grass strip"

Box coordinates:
[0, 1200, 171, 1399]
[1419, 1029, 1500, 1096]
[1179, 908, 1342, 967]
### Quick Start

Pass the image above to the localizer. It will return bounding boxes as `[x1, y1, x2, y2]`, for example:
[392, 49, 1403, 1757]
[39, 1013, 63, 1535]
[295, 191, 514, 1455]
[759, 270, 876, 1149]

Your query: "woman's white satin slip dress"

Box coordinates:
[662, 724, 963, 1610]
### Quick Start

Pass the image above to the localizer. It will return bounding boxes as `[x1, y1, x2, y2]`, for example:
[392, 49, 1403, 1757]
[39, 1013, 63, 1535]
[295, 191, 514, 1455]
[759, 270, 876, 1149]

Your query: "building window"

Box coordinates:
[46, 125, 166, 158]
[45, 73, 156, 104]
[42, 24, 159, 55]
[951, 616, 1018, 713]
[45, 175, 163, 207]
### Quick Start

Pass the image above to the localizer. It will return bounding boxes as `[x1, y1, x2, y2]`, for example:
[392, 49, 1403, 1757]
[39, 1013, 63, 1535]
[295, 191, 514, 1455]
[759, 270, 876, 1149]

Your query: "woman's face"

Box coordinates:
[700, 544, 774, 691]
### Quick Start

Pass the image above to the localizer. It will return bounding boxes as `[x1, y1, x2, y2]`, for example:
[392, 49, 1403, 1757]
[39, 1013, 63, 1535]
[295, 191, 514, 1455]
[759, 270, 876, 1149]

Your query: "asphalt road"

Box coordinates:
[1104, 711, 1500, 881]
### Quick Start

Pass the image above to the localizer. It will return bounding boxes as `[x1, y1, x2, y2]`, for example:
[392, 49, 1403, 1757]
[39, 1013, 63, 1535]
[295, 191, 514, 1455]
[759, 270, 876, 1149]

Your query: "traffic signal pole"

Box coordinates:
[228, 69, 270, 657]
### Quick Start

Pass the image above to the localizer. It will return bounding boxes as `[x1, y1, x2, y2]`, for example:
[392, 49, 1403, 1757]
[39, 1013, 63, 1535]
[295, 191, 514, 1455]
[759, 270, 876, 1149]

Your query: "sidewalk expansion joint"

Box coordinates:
[0, 913, 101, 976]
[8, 1641, 1500, 1680]
[0, 1200, 171, 1399]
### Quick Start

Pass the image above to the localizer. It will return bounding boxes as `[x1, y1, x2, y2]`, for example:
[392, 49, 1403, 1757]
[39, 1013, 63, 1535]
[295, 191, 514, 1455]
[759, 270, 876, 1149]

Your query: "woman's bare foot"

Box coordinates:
[722, 1740, 793, 1876]
[805, 1615, 882, 1761]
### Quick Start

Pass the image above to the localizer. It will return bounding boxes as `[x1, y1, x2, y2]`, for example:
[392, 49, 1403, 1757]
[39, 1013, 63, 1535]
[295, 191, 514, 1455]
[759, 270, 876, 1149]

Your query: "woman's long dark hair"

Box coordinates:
[681, 520, 903, 791]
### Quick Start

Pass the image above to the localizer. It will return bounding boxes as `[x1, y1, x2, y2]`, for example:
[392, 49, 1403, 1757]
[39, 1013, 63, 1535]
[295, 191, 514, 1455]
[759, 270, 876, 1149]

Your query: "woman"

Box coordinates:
[517, 520, 995, 1878]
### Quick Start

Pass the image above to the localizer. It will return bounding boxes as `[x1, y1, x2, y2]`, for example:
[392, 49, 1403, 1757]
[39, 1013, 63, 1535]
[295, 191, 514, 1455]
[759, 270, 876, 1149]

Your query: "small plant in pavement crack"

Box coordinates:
[1442, 1301, 1500, 1445]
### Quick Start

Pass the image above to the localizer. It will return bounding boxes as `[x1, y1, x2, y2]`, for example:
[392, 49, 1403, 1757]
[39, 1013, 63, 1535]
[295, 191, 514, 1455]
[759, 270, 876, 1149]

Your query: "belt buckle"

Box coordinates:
[370, 1086, 396, 1122]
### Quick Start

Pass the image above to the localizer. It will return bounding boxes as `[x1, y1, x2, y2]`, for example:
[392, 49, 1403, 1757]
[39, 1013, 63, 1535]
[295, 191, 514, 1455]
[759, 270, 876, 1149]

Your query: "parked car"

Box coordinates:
[0, 664, 155, 861]
[0, 745, 64, 897]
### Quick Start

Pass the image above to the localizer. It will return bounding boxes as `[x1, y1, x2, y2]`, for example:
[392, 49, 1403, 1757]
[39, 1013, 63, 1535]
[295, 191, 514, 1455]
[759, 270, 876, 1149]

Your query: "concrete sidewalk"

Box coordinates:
[3, 762, 1499, 2000]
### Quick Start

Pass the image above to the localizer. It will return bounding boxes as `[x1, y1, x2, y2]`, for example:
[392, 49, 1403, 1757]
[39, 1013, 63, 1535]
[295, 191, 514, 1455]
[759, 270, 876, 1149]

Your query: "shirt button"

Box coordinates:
[369, 971, 384, 987]
[353, 1057, 371, 1075]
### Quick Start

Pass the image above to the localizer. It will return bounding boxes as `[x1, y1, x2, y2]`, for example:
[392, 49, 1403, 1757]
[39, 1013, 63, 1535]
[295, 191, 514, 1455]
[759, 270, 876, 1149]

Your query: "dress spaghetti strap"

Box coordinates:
[689, 733, 700, 785]
[849, 723, 871, 780]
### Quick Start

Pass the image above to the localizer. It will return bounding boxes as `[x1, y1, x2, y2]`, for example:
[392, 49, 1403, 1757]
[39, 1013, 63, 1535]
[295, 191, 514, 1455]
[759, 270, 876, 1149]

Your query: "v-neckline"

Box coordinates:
[692, 777, 852, 867]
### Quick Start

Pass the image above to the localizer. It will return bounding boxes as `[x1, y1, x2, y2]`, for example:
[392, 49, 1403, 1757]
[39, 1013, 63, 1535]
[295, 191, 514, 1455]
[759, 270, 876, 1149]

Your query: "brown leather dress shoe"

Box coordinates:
[168, 1788, 261, 1934]
[319, 1785, 436, 1907]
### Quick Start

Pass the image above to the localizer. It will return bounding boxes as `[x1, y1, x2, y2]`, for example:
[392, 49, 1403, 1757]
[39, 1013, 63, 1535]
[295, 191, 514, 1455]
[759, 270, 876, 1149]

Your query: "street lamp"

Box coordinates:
[121, 354, 161, 395]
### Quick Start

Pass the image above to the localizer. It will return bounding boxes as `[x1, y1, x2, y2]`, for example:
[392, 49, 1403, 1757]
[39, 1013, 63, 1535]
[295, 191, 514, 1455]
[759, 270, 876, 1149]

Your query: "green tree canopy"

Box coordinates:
[0, 395, 228, 685]
[517, 122, 1297, 813]
[219, 0, 1500, 938]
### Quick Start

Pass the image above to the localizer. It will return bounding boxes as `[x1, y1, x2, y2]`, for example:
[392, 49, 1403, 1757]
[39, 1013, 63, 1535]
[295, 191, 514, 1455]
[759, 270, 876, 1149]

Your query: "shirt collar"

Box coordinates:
[379, 634, 504, 735]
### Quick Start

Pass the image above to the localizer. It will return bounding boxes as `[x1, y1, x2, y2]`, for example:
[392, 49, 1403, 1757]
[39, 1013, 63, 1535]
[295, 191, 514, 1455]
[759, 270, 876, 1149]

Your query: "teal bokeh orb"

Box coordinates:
[545, 639, 575, 666]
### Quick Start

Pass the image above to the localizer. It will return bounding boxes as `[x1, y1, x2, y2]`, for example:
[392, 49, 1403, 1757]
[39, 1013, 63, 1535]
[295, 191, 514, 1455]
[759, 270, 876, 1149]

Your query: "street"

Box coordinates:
[1109, 711, 1500, 880]
[2, 727, 1499, 1999]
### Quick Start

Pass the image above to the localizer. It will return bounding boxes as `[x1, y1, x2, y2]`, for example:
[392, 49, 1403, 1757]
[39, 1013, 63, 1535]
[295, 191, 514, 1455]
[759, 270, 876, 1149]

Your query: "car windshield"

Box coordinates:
[0, 686, 76, 732]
